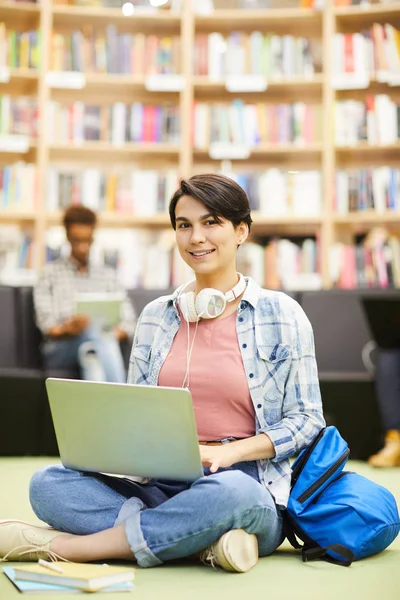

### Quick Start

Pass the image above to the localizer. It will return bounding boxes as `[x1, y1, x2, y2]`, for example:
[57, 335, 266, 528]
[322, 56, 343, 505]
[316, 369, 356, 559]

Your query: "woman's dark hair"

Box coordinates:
[169, 173, 252, 232]
[63, 205, 97, 232]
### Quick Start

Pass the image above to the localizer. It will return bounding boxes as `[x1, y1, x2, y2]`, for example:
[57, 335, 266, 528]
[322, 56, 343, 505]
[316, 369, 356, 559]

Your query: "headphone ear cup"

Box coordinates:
[195, 289, 226, 319]
[180, 291, 198, 322]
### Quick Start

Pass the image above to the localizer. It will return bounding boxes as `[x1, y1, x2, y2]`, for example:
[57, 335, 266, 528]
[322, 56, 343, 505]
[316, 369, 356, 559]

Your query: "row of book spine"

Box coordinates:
[46, 168, 179, 214]
[0, 163, 37, 209]
[237, 238, 320, 291]
[194, 32, 320, 78]
[333, 24, 400, 81]
[45, 167, 321, 216]
[0, 226, 35, 274]
[5, 162, 400, 218]
[335, 95, 400, 146]
[50, 29, 181, 75]
[46, 101, 180, 144]
[0, 96, 38, 137]
[331, 237, 400, 290]
[43, 226, 321, 291]
[5, 164, 400, 217]
[193, 101, 322, 148]
[335, 167, 400, 214]
[0, 25, 40, 70]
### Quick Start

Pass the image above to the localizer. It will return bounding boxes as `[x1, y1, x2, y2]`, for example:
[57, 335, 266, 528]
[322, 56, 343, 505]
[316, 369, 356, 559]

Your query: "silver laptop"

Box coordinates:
[45, 378, 204, 481]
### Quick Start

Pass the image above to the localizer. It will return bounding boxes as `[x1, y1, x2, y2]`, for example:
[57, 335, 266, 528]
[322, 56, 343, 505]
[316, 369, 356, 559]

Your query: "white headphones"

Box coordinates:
[178, 273, 246, 323]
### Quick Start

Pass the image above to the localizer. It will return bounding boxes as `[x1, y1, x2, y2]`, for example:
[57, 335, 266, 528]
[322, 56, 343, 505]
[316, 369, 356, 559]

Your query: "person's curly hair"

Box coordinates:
[63, 205, 97, 232]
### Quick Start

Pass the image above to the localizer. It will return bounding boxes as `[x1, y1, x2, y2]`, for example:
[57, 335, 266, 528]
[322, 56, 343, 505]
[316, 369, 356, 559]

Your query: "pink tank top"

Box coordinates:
[158, 310, 255, 441]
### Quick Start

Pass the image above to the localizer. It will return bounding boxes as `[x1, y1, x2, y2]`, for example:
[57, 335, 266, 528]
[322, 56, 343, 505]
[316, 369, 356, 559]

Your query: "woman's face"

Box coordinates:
[174, 195, 247, 276]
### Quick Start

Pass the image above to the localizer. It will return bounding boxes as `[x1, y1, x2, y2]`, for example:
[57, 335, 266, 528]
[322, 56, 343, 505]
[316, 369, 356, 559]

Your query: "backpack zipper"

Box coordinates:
[296, 448, 350, 504]
[310, 471, 354, 504]
[291, 428, 325, 486]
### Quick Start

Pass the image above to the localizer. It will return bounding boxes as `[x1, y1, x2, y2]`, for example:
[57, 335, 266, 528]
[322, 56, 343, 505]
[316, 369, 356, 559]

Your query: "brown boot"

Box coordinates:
[368, 430, 400, 468]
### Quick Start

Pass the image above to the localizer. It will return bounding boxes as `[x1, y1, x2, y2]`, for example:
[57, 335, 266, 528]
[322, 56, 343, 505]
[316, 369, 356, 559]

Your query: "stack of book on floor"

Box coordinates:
[2, 561, 135, 594]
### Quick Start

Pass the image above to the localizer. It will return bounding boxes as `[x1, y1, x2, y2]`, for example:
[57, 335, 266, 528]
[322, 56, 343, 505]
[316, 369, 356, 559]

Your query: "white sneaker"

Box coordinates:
[0, 520, 68, 562]
[200, 529, 258, 573]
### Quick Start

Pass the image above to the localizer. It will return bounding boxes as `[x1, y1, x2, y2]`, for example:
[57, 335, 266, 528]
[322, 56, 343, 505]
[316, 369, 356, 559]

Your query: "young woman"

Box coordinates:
[0, 174, 325, 573]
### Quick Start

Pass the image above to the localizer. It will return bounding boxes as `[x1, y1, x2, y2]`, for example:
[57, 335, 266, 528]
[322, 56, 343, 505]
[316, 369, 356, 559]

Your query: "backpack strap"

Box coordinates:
[282, 513, 302, 550]
[302, 544, 354, 567]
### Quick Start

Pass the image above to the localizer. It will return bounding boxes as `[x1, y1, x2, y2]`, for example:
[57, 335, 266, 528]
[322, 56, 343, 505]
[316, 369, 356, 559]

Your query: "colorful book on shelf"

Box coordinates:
[12, 562, 135, 593]
[3, 566, 134, 594]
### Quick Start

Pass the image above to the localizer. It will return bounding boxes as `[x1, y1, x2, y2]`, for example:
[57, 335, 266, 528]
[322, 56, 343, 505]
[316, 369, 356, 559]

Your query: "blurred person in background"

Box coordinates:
[365, 228, 400, 467]
[33, 205, 136, 382]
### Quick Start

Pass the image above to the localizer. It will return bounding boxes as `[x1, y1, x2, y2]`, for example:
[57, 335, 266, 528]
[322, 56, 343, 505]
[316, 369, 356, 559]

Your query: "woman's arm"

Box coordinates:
[200, 434, 275, 473]
[259, 302, 325, 462]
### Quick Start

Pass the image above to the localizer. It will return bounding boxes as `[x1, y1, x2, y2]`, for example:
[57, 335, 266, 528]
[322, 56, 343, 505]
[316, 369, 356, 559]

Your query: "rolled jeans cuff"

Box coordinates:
[114, 497, 163, 568]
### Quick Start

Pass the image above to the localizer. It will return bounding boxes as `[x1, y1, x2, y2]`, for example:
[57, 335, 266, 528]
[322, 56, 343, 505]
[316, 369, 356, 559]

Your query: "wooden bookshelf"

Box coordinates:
[52, 5, 181, 31]
[1, 0, 400, 287]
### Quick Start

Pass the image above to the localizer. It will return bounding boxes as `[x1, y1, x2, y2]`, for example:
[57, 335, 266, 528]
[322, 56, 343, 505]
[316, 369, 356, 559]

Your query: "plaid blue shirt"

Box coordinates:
[128, 277, 325, 507]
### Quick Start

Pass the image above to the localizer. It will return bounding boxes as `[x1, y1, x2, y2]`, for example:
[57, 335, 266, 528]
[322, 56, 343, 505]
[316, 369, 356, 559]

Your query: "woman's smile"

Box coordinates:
[188, 249, 216, 260]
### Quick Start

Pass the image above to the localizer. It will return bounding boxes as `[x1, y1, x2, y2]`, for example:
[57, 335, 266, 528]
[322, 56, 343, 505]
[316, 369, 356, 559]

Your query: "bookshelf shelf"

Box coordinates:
[334, 212, 400, 225]
[48, 143, 180, 162]
[194, 144, 323, 164]
[0, 210, 36, 223]
[0, 2, 40, 19]
[250, 214, 322, 235]
[52, 6, 181, 32]
[45, 74, 182, 100]
[193, 76, 323, 97]
[45, 212, 172, 229]
[195, 8, 322, 34]
[334, 2, 400, 26]
[0, 69, 39, 94]
[44, 211, 321, 232]
[336, 143, 400, 166]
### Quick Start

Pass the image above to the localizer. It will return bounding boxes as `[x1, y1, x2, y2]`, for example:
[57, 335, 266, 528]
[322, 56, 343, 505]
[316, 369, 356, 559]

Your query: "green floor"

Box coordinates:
[0, 457, 399, 600]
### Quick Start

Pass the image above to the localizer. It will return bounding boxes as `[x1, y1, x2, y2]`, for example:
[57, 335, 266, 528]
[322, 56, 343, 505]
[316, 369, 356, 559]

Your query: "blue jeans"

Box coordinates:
[376, 348, 400, 431]
[42, 324, 126, 383]
[29, 460, 283, 568]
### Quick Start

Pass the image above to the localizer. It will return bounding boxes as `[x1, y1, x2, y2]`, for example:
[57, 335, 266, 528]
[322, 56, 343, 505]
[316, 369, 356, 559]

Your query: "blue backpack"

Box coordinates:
[283, 426, 400, 566]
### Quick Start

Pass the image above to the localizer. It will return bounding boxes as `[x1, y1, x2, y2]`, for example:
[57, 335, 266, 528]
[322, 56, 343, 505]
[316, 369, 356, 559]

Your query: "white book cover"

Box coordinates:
[335, 170, 349, 214]
[282, 35, 294, 78]
[375, 95, 396, 145]
[353, 33, 368, 77]
[208, 33, 225, 80]
[47, 168, 59, 211]
[332, 34, 344, 76]
[82, 169, 101, 210]
[132, 171, 158, 216]
[111, 102, 127, 145]
[194, 103, 209, 149]
[292, 171, 321, 217]
[278, 239, 299, 281]
[250, 31, 263, 75]
[258, 169, 289, 216]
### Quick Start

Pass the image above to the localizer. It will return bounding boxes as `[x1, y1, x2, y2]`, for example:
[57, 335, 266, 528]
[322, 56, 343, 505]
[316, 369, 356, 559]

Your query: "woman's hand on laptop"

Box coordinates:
[199, 444, 239, 474]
